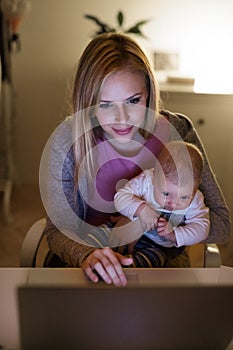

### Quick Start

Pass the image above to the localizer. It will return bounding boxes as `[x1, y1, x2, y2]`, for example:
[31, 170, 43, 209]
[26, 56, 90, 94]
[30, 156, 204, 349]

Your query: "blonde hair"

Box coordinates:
[71, 33, 160, 184]
[155, 141, 204, 189]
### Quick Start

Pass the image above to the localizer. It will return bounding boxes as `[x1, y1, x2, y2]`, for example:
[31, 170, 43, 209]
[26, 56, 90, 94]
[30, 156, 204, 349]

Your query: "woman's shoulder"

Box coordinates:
[159, 110, 194, 138]
[50, 116, 73, 150]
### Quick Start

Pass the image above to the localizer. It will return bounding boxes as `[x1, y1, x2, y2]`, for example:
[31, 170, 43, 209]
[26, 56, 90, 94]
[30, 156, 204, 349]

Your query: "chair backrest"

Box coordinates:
[20, 218, 47, 267]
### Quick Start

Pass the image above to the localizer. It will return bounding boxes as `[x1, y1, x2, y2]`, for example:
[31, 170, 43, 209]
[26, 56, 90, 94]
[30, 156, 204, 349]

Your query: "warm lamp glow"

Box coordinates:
[188, 16, 233, 94]
[194, 45, 233, 94]
[194, 70, 233, 95]
[152, 3, 233, 95]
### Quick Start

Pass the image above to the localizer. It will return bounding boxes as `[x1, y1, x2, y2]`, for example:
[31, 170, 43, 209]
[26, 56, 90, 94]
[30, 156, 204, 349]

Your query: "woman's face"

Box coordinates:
[96, 70, 148, 142]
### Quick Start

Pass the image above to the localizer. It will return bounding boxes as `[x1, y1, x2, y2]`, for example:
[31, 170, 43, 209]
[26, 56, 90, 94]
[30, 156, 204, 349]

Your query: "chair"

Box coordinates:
[20, 217, 222, 268]
[20, 218, 48, 267]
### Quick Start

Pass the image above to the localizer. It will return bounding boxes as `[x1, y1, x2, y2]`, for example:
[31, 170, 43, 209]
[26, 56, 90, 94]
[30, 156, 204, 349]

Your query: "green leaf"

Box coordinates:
[84, 12, 152, 38]
[126, 28, 145, 37]
[84, 14, 115, 34]
[84, 14, 105, 26]
[117, 11, 124, 27]
[132, 19, 151, 27]
[125, 19, 151, 37]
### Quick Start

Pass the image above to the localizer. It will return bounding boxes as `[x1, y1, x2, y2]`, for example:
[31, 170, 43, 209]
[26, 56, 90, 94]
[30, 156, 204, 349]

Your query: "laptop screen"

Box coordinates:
[18, 284, 233, 350]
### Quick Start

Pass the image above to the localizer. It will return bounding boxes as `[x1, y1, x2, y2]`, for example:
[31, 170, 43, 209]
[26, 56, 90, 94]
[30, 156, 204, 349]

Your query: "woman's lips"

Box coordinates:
[112, 125, 133, 136]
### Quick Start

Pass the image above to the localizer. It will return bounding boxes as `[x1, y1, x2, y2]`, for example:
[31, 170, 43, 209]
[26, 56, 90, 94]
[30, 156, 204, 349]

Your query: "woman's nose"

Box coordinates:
[115, 103, 129, 123]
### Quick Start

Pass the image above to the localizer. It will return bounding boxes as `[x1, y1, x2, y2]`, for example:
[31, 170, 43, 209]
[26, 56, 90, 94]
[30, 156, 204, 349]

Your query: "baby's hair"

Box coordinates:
[155, 141, 204, 188]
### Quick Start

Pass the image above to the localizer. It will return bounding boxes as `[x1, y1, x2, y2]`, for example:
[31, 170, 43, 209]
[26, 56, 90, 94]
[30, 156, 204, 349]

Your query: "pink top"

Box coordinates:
[86, 117, 170, 225]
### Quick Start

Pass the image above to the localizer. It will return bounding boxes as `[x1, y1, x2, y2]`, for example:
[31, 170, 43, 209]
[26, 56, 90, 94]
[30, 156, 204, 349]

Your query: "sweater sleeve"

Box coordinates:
[44, 217, 96, 267]
[162, 110, 232, 244]
[40, 119, 97, 267]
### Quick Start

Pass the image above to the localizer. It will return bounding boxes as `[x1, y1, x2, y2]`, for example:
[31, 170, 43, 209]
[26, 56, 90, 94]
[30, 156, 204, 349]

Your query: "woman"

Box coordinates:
[40, 33, 231, 286]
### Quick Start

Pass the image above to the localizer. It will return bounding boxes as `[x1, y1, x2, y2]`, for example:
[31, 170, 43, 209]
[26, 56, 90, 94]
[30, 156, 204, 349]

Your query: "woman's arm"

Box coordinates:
[45, 217, 133, 286]
[39, 119, 95, 265]
[44, 216, 96, 266]
[41, 119, 133, 285]
[163, 110, 231, 244]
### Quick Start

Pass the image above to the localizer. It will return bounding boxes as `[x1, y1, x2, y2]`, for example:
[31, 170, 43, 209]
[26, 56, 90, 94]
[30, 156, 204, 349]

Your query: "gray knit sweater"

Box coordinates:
[43, 110, 231, 267]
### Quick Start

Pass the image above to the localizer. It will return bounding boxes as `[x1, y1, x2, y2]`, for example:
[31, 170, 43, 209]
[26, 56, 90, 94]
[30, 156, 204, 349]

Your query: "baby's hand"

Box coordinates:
[137, 204, 160, 231]
[157, 218, 176, 243]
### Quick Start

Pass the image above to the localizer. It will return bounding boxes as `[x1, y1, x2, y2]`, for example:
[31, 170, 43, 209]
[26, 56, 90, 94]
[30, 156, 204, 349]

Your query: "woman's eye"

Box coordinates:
[99, 102, 113, 109]
[181, 196, 189, 200]
[127, 97, 140, 105]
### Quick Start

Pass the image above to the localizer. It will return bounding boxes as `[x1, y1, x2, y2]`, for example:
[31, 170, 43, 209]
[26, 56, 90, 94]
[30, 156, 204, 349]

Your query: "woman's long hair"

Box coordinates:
[71, 33, 160, 186]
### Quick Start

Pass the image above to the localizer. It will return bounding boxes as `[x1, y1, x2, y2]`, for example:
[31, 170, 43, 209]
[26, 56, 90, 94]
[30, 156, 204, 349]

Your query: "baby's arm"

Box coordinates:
[164, 191, 210, 247]
[135, 203, 160, 231]
[114, 170, 160, 231]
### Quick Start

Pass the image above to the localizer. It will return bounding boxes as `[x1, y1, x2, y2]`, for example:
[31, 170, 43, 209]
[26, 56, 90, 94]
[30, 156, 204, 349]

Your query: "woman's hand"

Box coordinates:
[81, 247, 133, 287]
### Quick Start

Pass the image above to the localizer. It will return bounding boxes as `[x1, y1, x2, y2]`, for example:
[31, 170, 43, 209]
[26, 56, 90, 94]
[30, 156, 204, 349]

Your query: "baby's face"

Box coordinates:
[154, 173, 195, 211]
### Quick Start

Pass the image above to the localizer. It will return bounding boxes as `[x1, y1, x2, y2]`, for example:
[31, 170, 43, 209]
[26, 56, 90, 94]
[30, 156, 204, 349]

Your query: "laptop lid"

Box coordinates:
[18, 274, 233, 350]
[26, 266, 233, 287]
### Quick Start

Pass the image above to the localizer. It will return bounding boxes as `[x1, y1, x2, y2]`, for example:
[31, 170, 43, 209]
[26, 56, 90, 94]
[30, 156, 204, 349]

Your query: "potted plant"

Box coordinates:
[84, 10, 151, 38]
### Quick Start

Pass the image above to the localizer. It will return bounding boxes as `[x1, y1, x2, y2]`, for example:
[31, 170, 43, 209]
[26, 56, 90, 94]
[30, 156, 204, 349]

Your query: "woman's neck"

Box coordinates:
[105, 132, 145, 157]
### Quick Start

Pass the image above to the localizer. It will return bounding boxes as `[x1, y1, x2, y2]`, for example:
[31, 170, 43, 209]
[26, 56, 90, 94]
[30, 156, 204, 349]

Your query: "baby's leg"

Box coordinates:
[84, 219, 166, 268]
[84, 222, 114, 248]
[130, 235, 166, 267]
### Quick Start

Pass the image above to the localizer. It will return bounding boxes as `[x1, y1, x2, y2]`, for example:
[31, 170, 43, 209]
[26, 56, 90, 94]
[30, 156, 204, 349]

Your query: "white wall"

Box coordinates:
[12, 0, 233, 184]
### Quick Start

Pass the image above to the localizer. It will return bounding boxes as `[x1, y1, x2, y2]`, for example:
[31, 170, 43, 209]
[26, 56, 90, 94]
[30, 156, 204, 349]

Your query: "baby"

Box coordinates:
[114, 141, 210, 267]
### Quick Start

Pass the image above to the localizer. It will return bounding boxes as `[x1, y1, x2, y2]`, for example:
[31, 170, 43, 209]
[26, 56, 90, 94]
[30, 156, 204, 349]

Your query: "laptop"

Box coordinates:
[17, 268, 233, 350]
